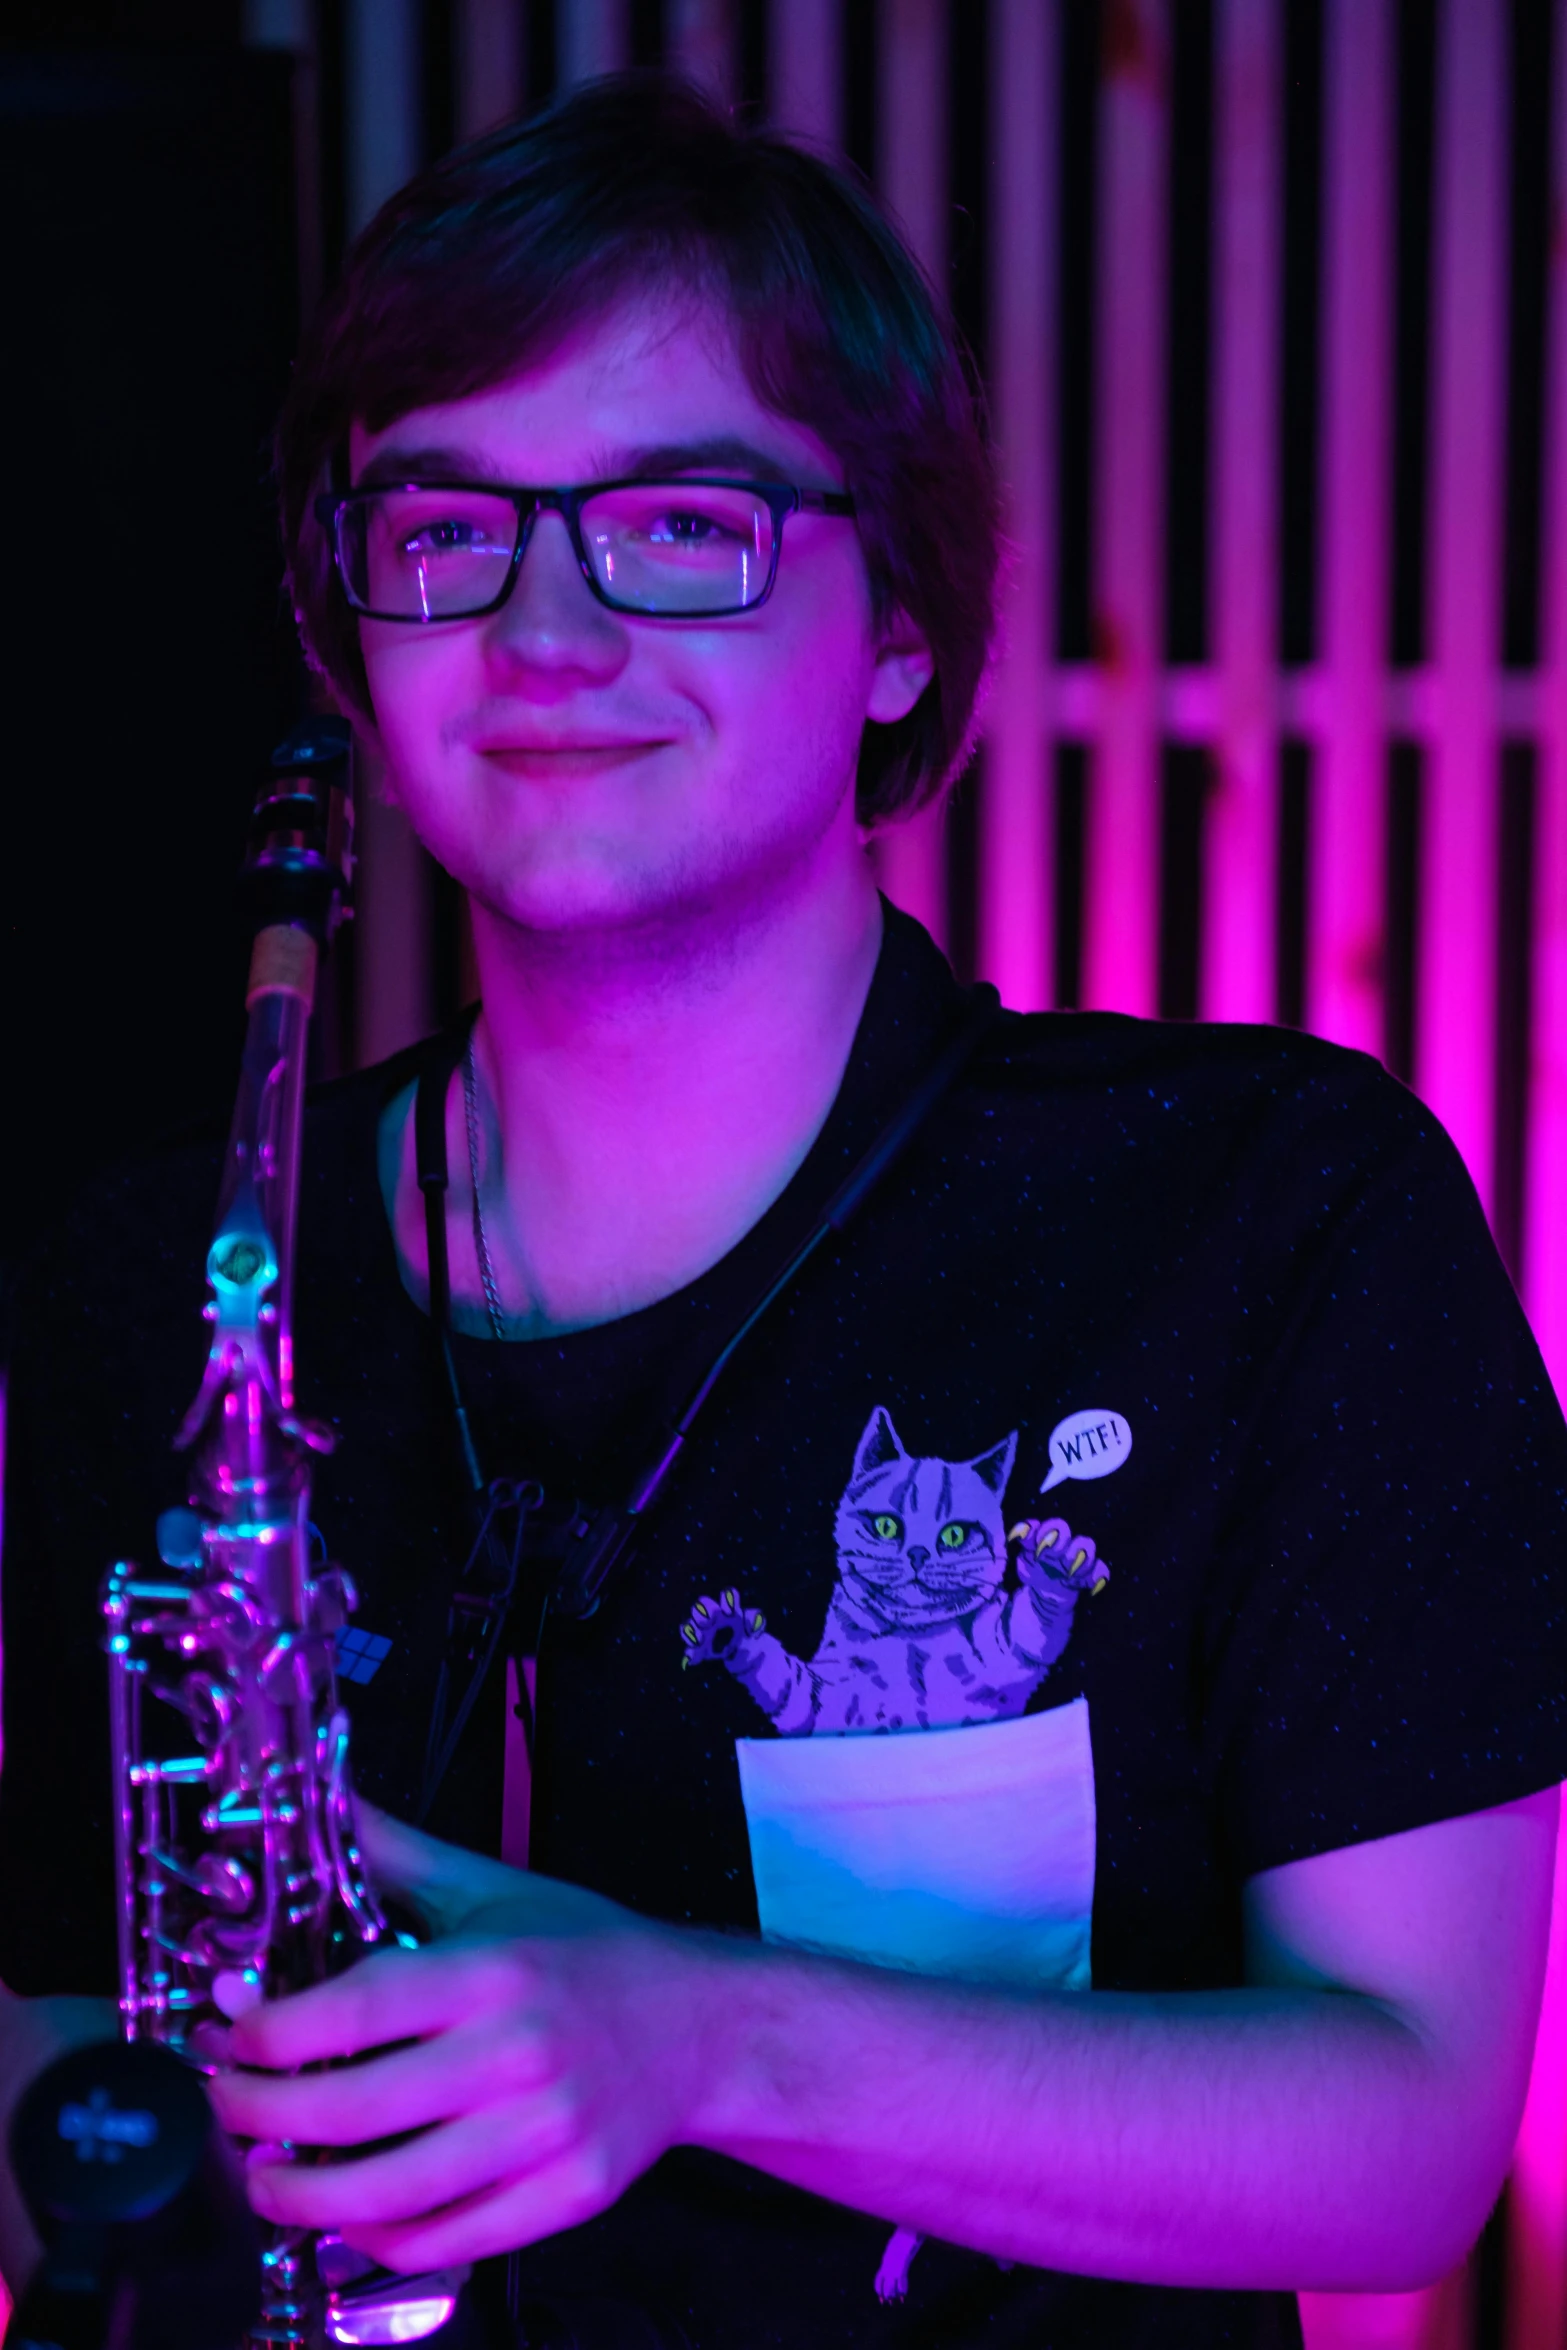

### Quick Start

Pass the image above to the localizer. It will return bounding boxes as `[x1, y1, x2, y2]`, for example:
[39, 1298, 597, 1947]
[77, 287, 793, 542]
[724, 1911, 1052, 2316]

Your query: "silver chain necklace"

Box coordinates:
[462, 1037, 508, 1341]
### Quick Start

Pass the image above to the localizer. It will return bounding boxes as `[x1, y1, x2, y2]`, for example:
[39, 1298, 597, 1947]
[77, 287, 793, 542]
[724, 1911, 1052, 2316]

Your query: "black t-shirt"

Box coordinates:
[5, 905, 1566, 2350]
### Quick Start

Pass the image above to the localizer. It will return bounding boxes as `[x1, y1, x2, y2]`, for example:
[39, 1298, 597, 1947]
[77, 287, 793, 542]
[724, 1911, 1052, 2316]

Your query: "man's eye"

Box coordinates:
[938, 1521, 971, 1551]
[645, 507, 729, 548]
[869, 1513, 902, 1542]
[405, 519, 487, 556]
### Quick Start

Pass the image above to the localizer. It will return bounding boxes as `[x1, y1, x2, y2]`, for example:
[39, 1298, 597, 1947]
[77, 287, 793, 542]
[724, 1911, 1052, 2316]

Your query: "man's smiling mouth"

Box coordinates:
[479, 741, 673, 778]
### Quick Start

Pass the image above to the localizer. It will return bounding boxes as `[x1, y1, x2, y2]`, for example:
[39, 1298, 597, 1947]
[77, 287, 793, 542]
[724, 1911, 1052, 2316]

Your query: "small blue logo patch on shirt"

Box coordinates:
[336, 1628, 393, 1686]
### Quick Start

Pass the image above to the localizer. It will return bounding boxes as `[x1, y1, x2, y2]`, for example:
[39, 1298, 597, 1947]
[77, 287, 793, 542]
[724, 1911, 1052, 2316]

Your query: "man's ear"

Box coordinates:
[866, 606, 935, 725]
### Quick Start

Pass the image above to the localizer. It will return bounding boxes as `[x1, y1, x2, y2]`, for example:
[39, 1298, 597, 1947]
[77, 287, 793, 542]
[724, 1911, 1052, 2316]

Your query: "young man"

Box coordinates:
[2, 75, 1564, 2350]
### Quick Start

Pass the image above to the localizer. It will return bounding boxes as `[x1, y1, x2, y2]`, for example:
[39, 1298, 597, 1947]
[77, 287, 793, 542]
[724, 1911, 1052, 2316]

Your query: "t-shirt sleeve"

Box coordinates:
[1205, 1076, 1567, 1877]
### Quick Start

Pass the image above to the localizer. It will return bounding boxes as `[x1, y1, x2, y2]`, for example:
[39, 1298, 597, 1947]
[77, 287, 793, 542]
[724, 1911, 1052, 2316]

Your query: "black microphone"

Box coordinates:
[4, 2039, 259, 2350]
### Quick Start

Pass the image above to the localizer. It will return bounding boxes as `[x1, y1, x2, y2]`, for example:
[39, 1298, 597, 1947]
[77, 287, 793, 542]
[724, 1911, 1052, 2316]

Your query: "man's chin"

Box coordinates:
[460, 824, 826, 947]
[465, 851, 738, 946]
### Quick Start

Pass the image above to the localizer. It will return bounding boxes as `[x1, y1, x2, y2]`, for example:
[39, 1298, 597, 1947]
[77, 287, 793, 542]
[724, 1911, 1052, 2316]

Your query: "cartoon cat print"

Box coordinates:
[679, 1404, 1109, 1735]
[680, 1405, 1110, 2308]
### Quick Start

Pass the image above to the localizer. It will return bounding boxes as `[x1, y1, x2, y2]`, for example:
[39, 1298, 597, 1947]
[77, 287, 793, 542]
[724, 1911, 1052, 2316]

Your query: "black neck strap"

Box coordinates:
[415, 1003, 485, 1496]
[413, 979, 1001, 1617]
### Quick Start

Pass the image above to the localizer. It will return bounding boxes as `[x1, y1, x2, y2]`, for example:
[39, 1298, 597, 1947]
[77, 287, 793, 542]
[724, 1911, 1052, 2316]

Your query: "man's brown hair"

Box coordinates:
[277, 73, 1000, 825]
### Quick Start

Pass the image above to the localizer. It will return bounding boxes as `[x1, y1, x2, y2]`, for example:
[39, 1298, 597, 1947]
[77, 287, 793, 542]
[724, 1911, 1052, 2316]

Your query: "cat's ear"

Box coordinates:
[967, 1429, 1018, 1497]
[852, 1407, 908, 1481]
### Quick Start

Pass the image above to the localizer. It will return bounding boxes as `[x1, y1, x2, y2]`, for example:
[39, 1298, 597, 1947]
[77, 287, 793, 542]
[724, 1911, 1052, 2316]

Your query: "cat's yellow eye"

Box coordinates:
[938, 1521, 969, 1550]
[871, 1513, 901, 1541]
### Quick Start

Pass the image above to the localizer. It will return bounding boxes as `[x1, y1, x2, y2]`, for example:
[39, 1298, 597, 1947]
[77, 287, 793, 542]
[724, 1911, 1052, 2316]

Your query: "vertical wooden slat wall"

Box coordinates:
[1309, 0, 1393, 1061]
[1085, 0, 1168, 1019]
[454, 0, 524, 133]
[258, 4, 1567, 2343]
[1204, 0, 1280, 1025]
[557, 0, 629, 85]
[667, 0, 734, 101]
[980, 0, 1056, 1013]
[768, 0, 842, 148]
[1511, 18, 1567, 2348]
[871, 0, 951, 951]
[1526, 0, 1567, 1403]
[1421, 0, 1510, 1218]
[343, 0, 434, 1070]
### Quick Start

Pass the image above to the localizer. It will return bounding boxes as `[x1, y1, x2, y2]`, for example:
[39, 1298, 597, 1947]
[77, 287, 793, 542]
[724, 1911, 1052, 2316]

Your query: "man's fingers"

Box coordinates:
[339, 2146, 618, 2274]
[358, 1804, 533, 1936]
[228, 1940, 526, 2069]
[356, 1805, 463, 1901]
[212, 2014, 552, 2146]
[245, 2094, 574, 2231]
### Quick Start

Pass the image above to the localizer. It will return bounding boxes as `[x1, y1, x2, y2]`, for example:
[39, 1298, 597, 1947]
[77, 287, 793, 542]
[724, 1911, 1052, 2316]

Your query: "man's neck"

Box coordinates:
[390, 842, 884, 1339]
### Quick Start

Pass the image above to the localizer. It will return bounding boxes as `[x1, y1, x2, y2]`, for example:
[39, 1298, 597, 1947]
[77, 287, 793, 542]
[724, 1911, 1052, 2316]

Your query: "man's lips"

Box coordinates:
[471, 736, 673, 774]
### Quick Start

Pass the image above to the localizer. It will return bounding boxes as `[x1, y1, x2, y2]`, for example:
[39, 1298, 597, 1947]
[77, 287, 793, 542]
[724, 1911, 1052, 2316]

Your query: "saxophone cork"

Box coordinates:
[246, 922, 318, 1008]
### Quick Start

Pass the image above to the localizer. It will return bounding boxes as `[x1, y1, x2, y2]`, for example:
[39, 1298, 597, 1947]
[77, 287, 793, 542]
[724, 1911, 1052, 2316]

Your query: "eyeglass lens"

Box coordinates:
[342, 484, 779, 619]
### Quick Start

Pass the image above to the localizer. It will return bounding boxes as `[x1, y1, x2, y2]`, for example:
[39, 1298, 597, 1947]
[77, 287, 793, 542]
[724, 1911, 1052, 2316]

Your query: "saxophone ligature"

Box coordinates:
[93, 721, 463, 2349]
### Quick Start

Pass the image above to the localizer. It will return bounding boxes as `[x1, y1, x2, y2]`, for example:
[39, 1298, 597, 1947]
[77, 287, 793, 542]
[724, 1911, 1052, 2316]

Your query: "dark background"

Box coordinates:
[0, 26, 304, 1258]
[0, 12, 1555, 2336]
[0, 0, 1556, 1290]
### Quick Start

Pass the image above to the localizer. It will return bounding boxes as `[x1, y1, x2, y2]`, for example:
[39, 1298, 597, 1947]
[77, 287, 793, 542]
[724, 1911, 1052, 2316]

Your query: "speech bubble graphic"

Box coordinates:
[1039, 1409, 1132, 1495]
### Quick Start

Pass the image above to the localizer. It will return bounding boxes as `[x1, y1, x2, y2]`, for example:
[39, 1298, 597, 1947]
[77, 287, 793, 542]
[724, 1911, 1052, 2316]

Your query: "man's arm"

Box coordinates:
[213, 1786, 1558, 2293]
[696, 1787, 1557, 2292]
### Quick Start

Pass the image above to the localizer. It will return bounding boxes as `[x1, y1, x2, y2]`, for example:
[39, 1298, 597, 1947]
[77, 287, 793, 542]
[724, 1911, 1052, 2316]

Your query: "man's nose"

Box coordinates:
[482, 507, 627, 682]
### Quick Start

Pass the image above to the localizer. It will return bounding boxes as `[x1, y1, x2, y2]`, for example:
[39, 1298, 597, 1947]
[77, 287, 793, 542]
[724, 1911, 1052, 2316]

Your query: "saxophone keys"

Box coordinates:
[211, 1967, 265, 2019]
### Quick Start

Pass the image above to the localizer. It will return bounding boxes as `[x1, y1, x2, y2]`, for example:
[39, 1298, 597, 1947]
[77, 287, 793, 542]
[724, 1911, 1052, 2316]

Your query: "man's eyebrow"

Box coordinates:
[609, 436, 803, 480]
[351, 446, 509, 488]
[350, 435, 815, 489]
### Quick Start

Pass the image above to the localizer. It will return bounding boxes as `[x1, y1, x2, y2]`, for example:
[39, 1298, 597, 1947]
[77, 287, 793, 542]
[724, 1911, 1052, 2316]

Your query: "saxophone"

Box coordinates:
[93, 722, 461, 2349]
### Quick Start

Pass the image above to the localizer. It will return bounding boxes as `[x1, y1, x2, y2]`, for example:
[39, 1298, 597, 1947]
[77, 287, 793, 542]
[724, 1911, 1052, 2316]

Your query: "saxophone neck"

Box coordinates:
[177, 720, 354, 1450]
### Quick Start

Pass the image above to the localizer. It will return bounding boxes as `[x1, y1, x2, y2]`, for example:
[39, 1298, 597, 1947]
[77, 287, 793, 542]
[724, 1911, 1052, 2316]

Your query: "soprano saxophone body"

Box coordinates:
[101, 725, 461, 2349]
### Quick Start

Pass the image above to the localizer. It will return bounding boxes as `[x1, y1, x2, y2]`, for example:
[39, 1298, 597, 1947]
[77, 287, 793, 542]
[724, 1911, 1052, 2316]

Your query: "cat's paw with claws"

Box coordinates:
[680, 1589, 767, 1670]
[874, 2225, 924, 2301]
[1009, 1516, 1110, 1597]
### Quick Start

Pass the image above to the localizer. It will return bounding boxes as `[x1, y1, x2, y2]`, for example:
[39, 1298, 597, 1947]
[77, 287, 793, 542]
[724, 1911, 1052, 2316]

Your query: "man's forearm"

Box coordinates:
[680, 1939, 1500, 2294]
[211, 1795, 1553, 2283]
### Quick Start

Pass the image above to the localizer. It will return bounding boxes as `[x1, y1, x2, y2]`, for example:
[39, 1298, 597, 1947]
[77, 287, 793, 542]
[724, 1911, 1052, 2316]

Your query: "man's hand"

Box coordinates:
[0, 1989, 119, 2293]
[208, 1809, 717, 2274]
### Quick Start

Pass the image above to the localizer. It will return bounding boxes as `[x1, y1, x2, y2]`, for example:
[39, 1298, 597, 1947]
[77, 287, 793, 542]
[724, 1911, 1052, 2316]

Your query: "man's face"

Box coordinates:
[349, 295, 932, 941]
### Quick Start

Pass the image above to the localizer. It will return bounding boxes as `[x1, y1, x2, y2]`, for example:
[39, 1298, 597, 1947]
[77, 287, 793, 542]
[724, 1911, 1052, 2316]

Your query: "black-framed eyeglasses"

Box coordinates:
[313, 477, 858, 623]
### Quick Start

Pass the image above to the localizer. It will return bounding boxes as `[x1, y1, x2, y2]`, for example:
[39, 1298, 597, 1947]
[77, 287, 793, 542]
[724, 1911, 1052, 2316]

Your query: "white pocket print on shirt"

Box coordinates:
[735, 1695, 1096, 1992]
